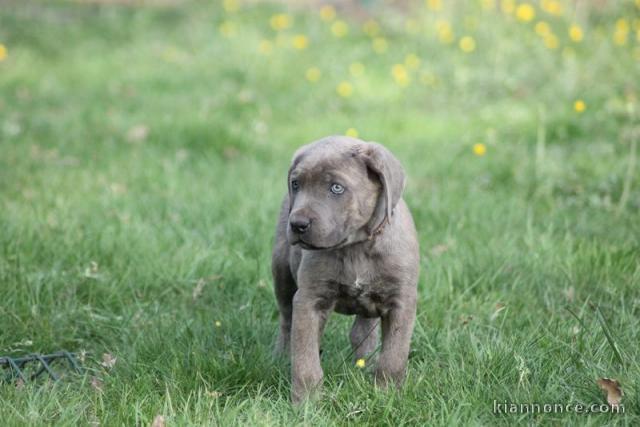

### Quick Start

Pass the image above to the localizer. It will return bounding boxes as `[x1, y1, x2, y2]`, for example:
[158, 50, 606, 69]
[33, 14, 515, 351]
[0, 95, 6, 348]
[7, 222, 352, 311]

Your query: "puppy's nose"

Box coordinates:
[290, 217, 311, 234]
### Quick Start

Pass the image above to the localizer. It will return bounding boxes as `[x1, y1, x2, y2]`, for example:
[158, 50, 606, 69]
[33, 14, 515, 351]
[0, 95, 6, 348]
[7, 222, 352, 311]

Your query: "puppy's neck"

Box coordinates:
[343, 212, 394, 250]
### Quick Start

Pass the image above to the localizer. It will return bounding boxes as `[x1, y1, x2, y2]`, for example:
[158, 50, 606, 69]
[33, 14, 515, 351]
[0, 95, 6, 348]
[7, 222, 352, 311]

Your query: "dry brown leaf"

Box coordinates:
[460, 315, 473, 326]
[490, 303, 506, 321]
[597, 378, 623, 408]
[429, 244, 449, 257]
[223, 146, 240, 160]
[205, 390, 221, 399]
[151, 415, 166, 427]
[90, 376, 103, 392]
[564, 286, 575, 303]
[15, 378, 25, 389]
[84, 261, 99, 278]
[192, 278, 206, 301]
[127, 124, 149, 143]
[101, 353, 117, 369]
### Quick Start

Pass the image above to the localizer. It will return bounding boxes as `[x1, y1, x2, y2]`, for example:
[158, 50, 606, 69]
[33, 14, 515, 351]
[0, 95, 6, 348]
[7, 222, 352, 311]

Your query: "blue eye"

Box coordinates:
[291, 180, 299, 191]
[330, 183, 345, 194]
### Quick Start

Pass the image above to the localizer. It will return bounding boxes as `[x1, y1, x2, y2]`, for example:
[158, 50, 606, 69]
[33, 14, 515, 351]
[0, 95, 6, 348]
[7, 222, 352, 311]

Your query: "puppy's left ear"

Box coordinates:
[362, 142, 406, 236]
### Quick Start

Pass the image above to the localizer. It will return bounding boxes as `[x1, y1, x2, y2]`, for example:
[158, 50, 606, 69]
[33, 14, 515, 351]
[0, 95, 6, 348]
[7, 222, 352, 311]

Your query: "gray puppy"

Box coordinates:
[271, 136, 420, 403]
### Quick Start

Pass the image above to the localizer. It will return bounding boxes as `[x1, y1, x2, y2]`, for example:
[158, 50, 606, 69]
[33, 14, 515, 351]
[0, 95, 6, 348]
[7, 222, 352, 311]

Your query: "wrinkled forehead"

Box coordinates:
[290, 141, 366, 183]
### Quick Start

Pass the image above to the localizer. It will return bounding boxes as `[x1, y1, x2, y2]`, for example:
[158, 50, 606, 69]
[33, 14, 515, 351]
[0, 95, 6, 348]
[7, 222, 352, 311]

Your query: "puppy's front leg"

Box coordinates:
[375, 290, 417, 387]
[290, 291, 328, 403]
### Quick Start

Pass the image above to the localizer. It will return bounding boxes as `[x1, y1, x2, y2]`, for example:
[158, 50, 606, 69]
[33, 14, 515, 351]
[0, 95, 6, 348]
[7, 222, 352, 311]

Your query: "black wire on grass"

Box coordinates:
[0, 351, 84, 384]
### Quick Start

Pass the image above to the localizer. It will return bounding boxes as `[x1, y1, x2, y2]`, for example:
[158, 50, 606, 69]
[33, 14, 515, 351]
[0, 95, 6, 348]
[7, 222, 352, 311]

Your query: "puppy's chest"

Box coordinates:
[328, 257, 394, 318]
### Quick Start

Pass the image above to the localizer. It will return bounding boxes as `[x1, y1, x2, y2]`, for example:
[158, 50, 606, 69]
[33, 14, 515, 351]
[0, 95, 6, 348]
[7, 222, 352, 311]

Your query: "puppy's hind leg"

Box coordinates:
[350, 316, 379, 361]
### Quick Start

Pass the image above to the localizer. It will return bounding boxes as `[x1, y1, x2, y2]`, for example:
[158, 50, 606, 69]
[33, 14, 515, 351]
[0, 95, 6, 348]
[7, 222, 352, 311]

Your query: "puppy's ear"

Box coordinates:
[361, 142, 406, 236]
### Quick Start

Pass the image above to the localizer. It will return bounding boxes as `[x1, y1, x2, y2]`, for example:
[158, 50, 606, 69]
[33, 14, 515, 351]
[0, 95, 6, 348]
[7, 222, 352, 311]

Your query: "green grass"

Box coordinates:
[1, 0, 639, 425]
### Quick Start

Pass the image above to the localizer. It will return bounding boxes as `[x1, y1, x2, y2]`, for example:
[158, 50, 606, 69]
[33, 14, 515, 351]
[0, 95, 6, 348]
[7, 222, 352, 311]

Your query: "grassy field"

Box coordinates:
[1, 0, 639, 425]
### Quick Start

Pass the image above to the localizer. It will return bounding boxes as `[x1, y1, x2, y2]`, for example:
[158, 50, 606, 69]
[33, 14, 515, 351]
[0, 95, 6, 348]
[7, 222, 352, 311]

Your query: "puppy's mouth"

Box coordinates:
[292, 237, 348, 251]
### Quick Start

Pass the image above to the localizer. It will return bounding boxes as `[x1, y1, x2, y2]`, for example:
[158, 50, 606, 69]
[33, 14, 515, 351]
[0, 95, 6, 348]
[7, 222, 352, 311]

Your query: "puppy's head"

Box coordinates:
[286, 136, 405, 250]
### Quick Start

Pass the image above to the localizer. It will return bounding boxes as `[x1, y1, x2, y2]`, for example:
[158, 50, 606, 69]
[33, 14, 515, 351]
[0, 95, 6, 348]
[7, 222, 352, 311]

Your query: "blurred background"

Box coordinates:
[1, 0, 640, 424]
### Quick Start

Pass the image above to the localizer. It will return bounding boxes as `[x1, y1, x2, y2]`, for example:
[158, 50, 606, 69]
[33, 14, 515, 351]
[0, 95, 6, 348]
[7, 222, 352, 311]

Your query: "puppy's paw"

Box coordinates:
[374, 368, 405, 389]
[291, 371, 323, 404]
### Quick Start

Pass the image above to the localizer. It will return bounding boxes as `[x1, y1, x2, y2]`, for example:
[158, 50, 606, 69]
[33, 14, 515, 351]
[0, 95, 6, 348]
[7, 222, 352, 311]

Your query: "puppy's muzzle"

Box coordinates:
[289, 214, 311, 235]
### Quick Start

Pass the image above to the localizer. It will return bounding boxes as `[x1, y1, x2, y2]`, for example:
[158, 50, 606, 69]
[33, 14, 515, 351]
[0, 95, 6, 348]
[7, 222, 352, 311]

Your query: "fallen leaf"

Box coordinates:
[564, 286, 575, 303]
[223, 146, 239, 160]
[15, 378, 25, 389]
[192, 278, 206, 301]
[151, 415, 165, 427]
[127, 124, 148, 143]
[205, 390, 221, 399]
[84, 261, 99, 278]
[429, 244, 449, 257]
[490, 303, 506, 321]
[101, 353, 117, 369]
[460, 314, 473, 326]
[90, 376, 103, 392]
[597, 378, 623, 408]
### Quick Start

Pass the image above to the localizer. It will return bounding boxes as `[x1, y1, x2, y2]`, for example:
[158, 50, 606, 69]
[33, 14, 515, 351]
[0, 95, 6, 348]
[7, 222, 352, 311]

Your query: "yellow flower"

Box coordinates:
[543, 33, 559, 49]
[292, 34, 309, 50]
[459, 36, 476, 53]
[481, 0, 496, 10]
[391, 64, 410, 87]
[614, 19, 629, 46]
[319, 5, 336, 22]
[0, 44, 7, 61]
[349, 62, 365, 77]
[305, 67, 321, 82]
[331, 20, 349, 37]
[345, 128, 359, 138]
[218, 21, 236, 37]
[516, 3, 535, 22]
[501, 0, 515, 15]
[473, 143, 487, 156]
[223, 0, 239, 13]
[541, 0, 562, 16]
[270, 13, 292, 31]
[405, 53, 421, 70]
[568, 24, 583, 42]
[574, 99, 586, 113]
[355, 358, 366, 368]
[535, 21, 551, 37]
[258, 40, 273, 55]
[337, 81, 353, 98]
[215, 320, 222, 327]
[362, 20, 380, 37]
[614, 30, 628, 45]
[436, 20, 454, 44]
[615, 19, 629, 32]
[372, 37, 388, 53]
[426, 0, 442, 11]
